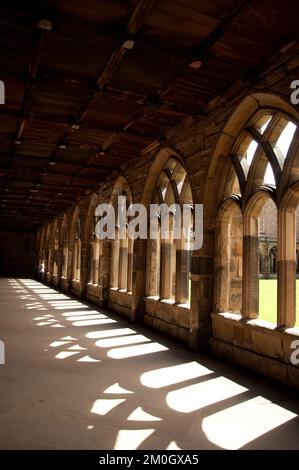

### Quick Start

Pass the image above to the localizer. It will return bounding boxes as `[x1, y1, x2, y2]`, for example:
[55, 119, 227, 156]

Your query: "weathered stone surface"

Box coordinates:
[210, 338, 234, 363]
[287, 365, 299, 390]
[109, 289, 132, 309]
[153, 318, 178, 339]
[144, 313, 154, 329]
[234, 345, 259, 371]
[251, 328, 283, 360]
[256, 355, 287, 384]
[178, 308, 190, 329]
[177, 327, 189, 344]
[211, 314, 234, 343]
[233, 322, 252, 350]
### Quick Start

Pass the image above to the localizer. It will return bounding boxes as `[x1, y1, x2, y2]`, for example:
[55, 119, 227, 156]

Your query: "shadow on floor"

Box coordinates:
[0, 277, 298, 450]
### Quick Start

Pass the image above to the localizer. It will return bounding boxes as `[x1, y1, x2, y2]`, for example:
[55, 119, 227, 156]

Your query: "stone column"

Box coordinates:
[147, 238, 160, 297]
[277, 209, 296, 327]
[99, 239, 111, 305]
[46, 248, 53, 283]
[56, 244, 63, 287]
[127, 237, 133, 293]
[132, 238, 147, 322]
[93, 240, 100, 285]
[80, 241, 90, 298]
[66, 242, 74, 292]
[76, 239, 81, 281]
[176, 236, 191, 305]
[215, 220, 229, 312]
[118, 237, 128, 290]
[189, 250, 214, 351]
[160, 239, 171, 299]
[110, 239, 120, 288]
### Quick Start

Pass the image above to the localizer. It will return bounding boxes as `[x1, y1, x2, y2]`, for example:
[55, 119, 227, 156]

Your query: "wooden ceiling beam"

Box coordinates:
[38, 0, 158, 213]
[96, 0, 157, 91]
[127, 0, 156, 34]
[5, 2, 49, 219]
[90, 1, 256, 156]
[188, 0, 257, 63]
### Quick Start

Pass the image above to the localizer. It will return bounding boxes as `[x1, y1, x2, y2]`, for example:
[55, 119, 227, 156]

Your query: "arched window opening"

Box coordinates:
[110, 184, 133, 293]
[257, 198, 278, 324]
[217, 109, 298, 326]
[147, 159, 193, 306]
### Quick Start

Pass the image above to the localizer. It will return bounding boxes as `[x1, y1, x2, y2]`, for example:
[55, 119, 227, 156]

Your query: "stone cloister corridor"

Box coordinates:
[0, 277, 298, 450]
[1, 0, 299, 456]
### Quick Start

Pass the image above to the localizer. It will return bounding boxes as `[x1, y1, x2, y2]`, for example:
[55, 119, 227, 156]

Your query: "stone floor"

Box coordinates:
[0, 277, 299, 450]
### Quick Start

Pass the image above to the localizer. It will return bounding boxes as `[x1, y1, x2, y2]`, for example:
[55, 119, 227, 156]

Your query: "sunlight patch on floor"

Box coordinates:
[66, 314, 108, 321]
[114, 429, 155, 450]
[95, 334, 150, 349]
[77, 355, 101, 363]
[127, 407, 162, 422]
[90, 398, 126, 416]
[104, 383, 134, 395]
[73, 318, 116, 326]
[55, 351, 80, 359]
[202, 396, 297, 449]
[166, 377, 247, 413]
[68, 344, 87, 351]
[62, 310, 101, 317]
[166, 441, 182, 450]
[107, 342, 168, 359]
[49, 340, 72, 347]
[140, 361, 212, 389]
[86, 328, 136, 339]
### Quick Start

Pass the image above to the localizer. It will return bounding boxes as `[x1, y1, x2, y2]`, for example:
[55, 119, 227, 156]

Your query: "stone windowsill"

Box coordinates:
[110, 287, 132, 295]
[146, 296, 190, 310]
[214, 312, 299, 337]
[282, 326, 299, 337]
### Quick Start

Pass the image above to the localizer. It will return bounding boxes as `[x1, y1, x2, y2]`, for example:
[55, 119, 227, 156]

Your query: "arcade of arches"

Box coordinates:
[3, 1, 299, 452]
[36, 83, 299, 391]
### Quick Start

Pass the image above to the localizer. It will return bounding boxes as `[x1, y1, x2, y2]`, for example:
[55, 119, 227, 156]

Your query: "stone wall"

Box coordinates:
[211, 313, 299, 390]
[0, 231, 36, 277]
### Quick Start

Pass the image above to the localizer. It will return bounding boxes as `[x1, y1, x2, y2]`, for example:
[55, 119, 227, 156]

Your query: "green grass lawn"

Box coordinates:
[259, 279, 299, 326]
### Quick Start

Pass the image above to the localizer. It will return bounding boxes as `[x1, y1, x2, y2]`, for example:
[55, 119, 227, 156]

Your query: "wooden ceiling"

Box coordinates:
[0, 0, 298, 230]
